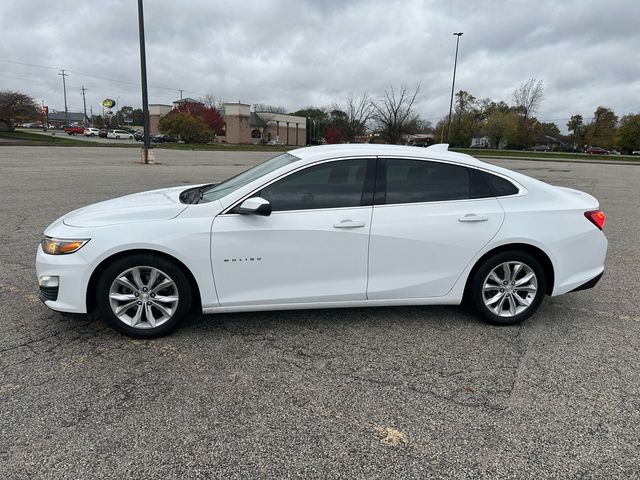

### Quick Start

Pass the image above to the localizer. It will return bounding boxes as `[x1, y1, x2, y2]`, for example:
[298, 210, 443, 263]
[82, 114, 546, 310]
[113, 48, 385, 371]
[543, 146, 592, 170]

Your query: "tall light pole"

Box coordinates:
[447, 32, 463, 144]
[138, 0, 151, 163]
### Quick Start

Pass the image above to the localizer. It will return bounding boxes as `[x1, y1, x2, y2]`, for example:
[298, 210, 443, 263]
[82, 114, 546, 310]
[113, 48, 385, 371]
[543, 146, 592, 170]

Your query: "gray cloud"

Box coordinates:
[1, 0, 638, 130]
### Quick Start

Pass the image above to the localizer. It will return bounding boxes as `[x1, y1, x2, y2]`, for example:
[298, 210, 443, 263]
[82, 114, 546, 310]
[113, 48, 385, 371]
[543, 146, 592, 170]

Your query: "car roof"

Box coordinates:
[287, 143, 485, 168]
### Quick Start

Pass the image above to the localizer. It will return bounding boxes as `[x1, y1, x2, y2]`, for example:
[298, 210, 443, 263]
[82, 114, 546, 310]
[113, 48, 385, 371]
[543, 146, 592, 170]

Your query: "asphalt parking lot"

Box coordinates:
[1, 146, 639, 479]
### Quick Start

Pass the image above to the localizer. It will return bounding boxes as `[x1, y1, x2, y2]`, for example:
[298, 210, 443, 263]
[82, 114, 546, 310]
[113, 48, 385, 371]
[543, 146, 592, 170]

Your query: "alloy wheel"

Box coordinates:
[108, 266, 179, 329]
[482, 261, 538, 317]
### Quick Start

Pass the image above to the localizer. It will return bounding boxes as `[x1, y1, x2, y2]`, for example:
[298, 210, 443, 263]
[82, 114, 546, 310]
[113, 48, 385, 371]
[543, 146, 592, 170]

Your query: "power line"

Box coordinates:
[0, 57, 206, 96]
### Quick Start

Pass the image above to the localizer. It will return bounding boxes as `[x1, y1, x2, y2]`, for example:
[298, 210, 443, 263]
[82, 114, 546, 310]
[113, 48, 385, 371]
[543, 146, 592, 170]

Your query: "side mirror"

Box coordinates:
[237, 197, 272, 216]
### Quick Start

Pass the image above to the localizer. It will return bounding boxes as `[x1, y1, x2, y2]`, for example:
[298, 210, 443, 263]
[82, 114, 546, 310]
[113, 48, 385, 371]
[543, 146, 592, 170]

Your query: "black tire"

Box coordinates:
[470, 250, 546, 326]
[96, 253, 192, 338]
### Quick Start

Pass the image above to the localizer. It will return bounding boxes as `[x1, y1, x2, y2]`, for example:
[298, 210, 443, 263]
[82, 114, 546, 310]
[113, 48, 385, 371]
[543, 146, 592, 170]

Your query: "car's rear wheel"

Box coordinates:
[96, 254, 192, 338]
[470, 251, 545, 326]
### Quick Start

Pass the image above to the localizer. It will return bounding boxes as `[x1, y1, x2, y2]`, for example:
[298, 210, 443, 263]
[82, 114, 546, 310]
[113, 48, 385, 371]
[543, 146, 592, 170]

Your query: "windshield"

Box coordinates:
[200, 153, 300, 203]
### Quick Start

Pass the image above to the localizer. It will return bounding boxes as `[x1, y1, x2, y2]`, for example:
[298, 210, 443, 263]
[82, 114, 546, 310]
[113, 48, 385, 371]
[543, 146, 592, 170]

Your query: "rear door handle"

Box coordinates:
[333, 219, 366, 229]
[458, 214, 488, 222]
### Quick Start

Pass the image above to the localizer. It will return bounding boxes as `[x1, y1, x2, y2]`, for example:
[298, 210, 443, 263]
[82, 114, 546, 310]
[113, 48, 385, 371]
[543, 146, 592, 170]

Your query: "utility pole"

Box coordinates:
[138, 0, 152, 163]
[58, 69, 69, 125]
[179, 89, 183, 100]
[81, 85, 88, 125]
[447, 32, 463, 145]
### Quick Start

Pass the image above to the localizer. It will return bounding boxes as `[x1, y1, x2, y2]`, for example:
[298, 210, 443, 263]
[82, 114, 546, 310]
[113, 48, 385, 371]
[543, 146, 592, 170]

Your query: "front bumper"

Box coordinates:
[35, 245, 90, 314]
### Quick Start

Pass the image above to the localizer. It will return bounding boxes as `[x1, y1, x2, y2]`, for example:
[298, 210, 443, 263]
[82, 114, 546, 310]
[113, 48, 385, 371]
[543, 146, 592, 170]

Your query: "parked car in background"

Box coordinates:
[531, 145, 550, 152]
[151, 134, 177, 143]
[107, 129, 134, 140]
[608, 149, 621, 155]
[98, 128, 108, 138]
[632, 150, 640, 155]
[585, 146, 608, 155]
[64, 125, 85, 135]
[134, 129, 144, 141]
[36, 144, 608, 338]
[84, 127, 100, 137]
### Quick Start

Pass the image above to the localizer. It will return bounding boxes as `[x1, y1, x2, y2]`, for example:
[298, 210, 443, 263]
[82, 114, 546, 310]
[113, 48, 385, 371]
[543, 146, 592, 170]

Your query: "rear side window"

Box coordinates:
[470, 169, 494, 198]
[480, 171, 520, 196]
[259, 159, 370, 211]
[385, 159, 470, 204]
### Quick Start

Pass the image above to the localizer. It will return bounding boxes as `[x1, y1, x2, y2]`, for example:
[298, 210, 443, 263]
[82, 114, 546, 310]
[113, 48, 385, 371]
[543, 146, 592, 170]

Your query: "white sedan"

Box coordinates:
[106, 129, 134, 140]
[36, 144, 607, 337]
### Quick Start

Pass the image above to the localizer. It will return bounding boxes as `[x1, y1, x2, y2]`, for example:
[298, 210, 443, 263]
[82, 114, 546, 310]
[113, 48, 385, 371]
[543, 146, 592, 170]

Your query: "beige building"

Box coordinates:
[224, 102, 306, 146]
[148, 104, 172, 134]
[224, 103, 252, 144]
[149, 99, 307, 145]
[254, 110, 306, 146]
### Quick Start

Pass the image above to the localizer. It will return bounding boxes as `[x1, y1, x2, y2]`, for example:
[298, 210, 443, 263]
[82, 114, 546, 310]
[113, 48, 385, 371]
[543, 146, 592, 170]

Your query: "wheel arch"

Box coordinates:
[86, 248, 202, 314]
[463, 243, 555, 299]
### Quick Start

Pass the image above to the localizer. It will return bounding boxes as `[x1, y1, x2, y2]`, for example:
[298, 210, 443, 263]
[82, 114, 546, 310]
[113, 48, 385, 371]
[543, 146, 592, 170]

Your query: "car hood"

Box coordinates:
[63, 186, 190, 228]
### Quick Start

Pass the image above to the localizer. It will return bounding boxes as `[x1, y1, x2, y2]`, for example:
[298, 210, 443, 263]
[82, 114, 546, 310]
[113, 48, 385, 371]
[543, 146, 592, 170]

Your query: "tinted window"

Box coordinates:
[482, 171, 519, 196]
[385, 159, 470, 204]
[470, 169, 494, 199]
[260, 159, 369, 211]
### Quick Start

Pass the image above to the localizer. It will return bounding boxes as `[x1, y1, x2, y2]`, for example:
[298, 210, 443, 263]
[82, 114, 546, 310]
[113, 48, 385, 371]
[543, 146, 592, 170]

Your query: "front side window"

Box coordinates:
[385, 159, 471, 204]
[259, 159, 370, 211]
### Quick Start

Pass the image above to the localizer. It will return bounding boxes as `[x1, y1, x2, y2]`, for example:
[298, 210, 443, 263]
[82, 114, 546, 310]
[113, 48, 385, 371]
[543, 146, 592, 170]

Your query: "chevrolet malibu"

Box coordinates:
[36, 144, 607, 338]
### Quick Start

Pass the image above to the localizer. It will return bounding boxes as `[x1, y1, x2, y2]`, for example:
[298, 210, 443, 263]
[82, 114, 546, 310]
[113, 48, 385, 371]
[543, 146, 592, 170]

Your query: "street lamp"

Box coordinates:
[447, 32, 463, 145]
[138, 0, 151, 163]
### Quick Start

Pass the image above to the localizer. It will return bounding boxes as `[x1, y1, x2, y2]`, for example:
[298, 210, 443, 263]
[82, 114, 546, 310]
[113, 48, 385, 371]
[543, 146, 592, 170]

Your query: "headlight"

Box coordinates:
[41, 237, 89, 255]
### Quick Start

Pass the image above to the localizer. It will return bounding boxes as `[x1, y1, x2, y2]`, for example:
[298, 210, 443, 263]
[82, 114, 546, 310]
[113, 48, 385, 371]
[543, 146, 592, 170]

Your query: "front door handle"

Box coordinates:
[458, 214, 489, 222]
[333, 219, 366, 229]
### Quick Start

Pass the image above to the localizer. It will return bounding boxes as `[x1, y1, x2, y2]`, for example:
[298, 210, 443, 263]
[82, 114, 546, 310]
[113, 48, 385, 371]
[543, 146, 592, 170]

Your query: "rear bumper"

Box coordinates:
[569, 270, 603, 293]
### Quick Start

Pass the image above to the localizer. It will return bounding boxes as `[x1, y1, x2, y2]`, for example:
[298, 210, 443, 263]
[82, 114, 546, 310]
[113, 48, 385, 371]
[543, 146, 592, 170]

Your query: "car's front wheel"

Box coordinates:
[470, 251, 546, 326]
[96, 254, 192, 338]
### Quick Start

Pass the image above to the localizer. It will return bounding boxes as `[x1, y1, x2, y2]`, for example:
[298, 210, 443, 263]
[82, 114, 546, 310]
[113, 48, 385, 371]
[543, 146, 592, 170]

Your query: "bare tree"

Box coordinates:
[372, 84, 420, 144]
[512, 78, 544, 147]
[331, 91, 374, 142]
[199, 94, 225, 110]
[253, 104, 287, 114]
[513, 78, 544, 119]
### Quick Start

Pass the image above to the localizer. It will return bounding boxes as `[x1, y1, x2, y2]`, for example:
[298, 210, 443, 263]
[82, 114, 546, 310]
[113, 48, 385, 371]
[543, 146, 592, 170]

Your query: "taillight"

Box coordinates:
[585, 210, 606, 230]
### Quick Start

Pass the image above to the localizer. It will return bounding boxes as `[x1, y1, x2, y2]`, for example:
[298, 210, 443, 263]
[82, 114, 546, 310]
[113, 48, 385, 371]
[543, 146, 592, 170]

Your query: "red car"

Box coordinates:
[585, 146, 608, 155]
[63, 125, 85, 136]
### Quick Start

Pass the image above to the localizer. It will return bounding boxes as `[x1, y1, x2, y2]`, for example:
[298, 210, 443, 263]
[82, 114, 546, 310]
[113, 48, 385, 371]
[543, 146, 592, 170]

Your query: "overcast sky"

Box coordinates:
[1, 0, 639, 131]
